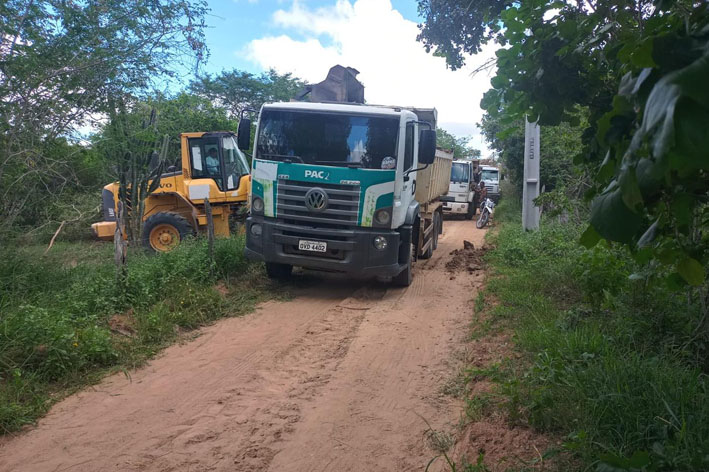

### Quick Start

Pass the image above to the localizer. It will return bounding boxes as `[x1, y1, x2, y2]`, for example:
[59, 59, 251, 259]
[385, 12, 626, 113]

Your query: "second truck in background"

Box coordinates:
[441, 159, 477, 219]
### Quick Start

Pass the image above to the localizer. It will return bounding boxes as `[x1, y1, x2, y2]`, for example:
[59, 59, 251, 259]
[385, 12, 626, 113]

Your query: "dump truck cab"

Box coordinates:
[244, 102, 443, 286]
[480, 165, 500, 203]
[441, 159, 477, 219]
[92, 131, 251, 251]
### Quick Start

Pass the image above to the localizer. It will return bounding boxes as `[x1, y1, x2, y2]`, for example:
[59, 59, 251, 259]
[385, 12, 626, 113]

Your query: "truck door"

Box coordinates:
[400, 121, 416, 211]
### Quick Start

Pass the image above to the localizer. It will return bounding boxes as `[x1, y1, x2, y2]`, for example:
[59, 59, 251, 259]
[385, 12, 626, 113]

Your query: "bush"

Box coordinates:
[0, 233, 260, 432]
[480, 209, 709, 471]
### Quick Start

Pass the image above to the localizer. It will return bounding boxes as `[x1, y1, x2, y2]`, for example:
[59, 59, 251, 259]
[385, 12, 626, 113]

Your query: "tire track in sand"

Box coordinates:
[0, 220, 487, 472]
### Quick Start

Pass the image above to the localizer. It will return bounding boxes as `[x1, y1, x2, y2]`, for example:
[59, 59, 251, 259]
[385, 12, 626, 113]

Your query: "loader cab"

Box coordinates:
[177, 131, 251, 203]
[185, 132, 249, 192]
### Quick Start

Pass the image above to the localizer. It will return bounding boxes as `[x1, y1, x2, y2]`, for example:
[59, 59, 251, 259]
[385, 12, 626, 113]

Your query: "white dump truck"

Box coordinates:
[441, 159, 477, 219]
[481, 165, 501, 202]
[243, 103, 452, 286]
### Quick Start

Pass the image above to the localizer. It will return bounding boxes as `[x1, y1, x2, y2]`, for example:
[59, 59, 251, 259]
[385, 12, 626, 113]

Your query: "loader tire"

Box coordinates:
[143, 212, 193, 252]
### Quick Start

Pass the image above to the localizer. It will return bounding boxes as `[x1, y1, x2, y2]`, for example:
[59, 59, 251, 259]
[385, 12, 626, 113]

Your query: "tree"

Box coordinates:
[190, 69, 304, 118]
[436, 128, 481, 160]
[98, 93, 238, 166]
[417, 0, 511, 70]
[418, 0, 709, 290]
[0, 0, 208, 233]
[480, 113, 584, 194]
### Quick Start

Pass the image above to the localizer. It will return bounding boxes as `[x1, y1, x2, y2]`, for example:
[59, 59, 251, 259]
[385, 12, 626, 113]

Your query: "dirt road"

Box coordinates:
[0, 219, 487, 472]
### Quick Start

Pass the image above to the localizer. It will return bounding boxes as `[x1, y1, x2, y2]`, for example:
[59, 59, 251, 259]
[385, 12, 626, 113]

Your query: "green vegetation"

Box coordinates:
[418, 0, 709, 288]
[436, 128, 482, 160]
[419, 4, 709, 467]
[472, 194, 709, 471]
[0, 236, 275, 433]
[1, 1, 307, 243]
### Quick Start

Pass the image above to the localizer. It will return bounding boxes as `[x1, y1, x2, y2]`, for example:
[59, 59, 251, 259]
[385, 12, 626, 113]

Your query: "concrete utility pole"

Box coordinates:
[522, 117, 540, 230]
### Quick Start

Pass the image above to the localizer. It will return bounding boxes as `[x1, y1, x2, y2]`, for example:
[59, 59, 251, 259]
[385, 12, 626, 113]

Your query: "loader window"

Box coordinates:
[189, 137, 222, 188]
[222, 136, 250, 191]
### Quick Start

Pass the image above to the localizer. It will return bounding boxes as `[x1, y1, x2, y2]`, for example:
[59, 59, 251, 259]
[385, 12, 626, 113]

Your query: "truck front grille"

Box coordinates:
[277, 179, 360, 229]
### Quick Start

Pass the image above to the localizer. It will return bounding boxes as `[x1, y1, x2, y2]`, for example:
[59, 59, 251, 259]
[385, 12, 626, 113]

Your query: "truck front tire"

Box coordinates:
[392, 229, 413, 287]
[392, 243, 413, 287]
[265, 262, 293, 280]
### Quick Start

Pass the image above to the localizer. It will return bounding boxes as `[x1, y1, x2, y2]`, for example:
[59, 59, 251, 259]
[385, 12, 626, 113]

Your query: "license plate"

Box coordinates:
[298, 240, 327, 253]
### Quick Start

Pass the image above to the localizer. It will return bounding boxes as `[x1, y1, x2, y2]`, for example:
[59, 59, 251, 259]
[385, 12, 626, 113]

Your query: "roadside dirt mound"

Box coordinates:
[452, 418, 554, 471]
[443, 286, 560, 470]
[445, 240, 486, 275]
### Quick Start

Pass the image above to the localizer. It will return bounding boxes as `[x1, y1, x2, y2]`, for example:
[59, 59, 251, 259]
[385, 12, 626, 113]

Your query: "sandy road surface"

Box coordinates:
[0, 219, 487, 472]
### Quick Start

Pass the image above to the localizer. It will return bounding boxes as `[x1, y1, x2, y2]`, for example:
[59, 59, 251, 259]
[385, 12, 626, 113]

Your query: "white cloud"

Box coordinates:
[242, 0, 497, 158]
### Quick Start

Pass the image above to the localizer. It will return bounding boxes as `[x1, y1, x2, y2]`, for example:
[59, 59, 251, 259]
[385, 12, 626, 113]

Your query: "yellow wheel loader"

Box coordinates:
[92, 131, 251, 252]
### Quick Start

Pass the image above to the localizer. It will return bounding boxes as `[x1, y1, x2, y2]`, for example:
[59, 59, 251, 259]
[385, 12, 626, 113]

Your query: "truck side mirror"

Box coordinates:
[237, 117, 251, 151]
[418, 129, 436, 165]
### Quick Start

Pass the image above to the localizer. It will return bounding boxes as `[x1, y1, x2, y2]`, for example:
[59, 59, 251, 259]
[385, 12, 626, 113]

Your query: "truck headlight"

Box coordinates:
[250, 223, 262, 237]
[373, 236, 388, 251]
[374, 209, 391, 226]
[252, 197, 264, 214]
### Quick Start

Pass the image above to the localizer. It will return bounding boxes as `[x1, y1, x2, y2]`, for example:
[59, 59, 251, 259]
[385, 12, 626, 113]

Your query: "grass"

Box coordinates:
[468, 193, 709, 471]
[0, 235, 277, 433]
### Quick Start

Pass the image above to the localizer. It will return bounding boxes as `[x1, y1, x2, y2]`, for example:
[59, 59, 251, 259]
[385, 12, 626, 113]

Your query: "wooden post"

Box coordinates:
[205, 197, 214, 260]
[114, 201, 127, 283]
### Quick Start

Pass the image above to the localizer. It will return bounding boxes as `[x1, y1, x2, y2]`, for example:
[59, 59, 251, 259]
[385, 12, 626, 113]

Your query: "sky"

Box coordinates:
[199, 0, 497, 157]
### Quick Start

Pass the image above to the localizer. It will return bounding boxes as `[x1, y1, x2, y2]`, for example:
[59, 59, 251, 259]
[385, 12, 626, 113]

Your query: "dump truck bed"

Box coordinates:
[415, 149, 453, 206]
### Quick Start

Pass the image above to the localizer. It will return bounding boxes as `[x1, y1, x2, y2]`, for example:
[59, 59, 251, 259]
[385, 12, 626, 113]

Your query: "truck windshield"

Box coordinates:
[450, 162, 470, 183]
[481, 170, 499, 182]
[256, 109, 399, 169]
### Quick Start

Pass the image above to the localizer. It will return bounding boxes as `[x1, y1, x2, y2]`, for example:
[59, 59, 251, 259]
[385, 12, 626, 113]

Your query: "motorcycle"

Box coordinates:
[476, 198, 495, 229]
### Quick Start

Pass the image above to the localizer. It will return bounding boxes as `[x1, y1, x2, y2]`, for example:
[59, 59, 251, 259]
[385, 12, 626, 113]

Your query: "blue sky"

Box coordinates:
[196, 0, 496, 156]
[202, 0, 421, 74]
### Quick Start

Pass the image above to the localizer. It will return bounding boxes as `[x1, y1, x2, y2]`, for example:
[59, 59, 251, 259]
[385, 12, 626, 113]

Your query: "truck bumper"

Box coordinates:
[245, 216, 404, 277]
[442, 202, 469, 214]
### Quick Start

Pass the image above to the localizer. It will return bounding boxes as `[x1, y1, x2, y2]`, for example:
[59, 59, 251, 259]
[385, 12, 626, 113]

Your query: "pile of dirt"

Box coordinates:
[445, 240, 486, 275]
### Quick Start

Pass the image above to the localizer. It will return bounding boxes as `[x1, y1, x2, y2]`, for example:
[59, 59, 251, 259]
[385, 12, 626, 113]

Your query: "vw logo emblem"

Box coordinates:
[304, 188, 328, 212]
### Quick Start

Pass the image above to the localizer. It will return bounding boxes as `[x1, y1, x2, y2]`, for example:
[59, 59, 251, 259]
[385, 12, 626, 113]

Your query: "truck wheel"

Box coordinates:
[420, 231, 433, 259]
[143, 212, 193, 252]
[432, 212, 441, 250]
[392, 242, 413, 287]
[465, 202, 475, 220]
[265, 262, 293, 280]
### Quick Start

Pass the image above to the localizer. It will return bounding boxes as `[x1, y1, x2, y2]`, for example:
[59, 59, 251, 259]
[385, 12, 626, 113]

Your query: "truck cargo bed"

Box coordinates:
[415, 149, 453, 206]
